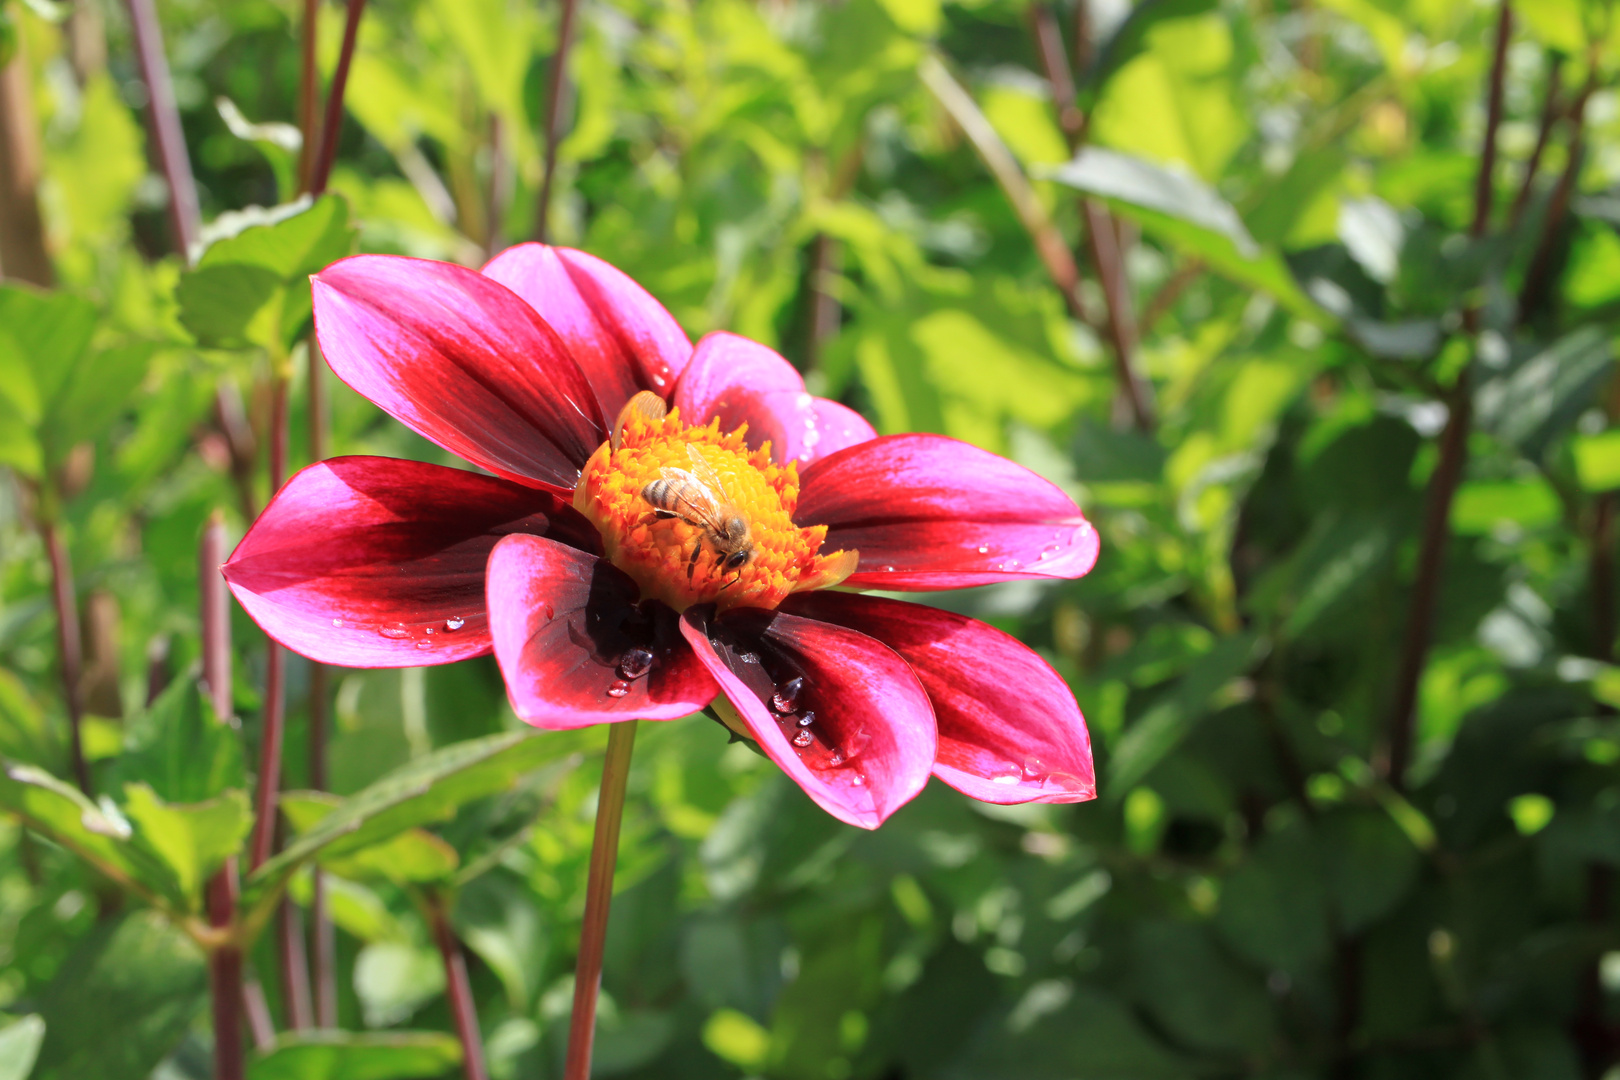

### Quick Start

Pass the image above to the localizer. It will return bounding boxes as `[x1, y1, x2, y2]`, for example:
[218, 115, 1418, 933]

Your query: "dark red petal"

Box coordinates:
[222, 457, 595, 668]
[312, 255, 607, 492]
[486, 535, 716, 729]
[785, 592, 1094, 805]
[481, 244, 691, 420]
[672, 332, 876, 465]
[797, 434, 1099, 589]
[679, 607, 936, 829]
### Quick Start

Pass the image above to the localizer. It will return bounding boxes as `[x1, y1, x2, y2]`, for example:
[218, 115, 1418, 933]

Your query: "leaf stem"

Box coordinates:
[122, 0, 200, 257]
[429, 891, 489, 1080]
[0, 30, 55, 286]
[296, 0, 321, 194]
[207, 862, 245, 1080]
[43, 523, 91, 795]
[1469, 2, 1512, 239]
[1509, 54, 1563, 231]
[1518, 61, 1595, 323]
[535, 0, 580, 242]
[563, 719, 638, 1080]
[249, 375, 290, 872]
[309, 0, 368, 197]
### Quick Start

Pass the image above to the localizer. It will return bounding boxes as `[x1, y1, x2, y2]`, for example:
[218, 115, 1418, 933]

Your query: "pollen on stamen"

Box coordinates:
[573, 392, 857, 613]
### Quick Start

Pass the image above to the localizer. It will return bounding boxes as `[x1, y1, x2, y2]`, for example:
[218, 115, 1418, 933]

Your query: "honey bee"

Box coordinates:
[641, 452, 757, 584]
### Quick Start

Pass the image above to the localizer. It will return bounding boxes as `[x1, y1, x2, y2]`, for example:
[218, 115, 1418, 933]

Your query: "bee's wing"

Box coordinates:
[654, 467, 729, 531]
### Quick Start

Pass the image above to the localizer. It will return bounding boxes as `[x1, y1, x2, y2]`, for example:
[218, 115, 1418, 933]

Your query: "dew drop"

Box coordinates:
[796, 710, 815, 728]
[541, 602, 555, 621]
[827, 750, 844, 766]
[740, 652, 761, 665]
[1021, 757, 1050, 785]
[379, 624, 410, 640]
[851, 773, 866, 786]
[423, 626, 434, 634]
[976, 545, 989, 554]
[771, 677, 804, 714]
[991, 762, 1023, 785]
[415, 640, 433, 650]
[606, 679, 631, 698]
[444, 616, 466, 631]
[617, 647, 655, 680]
[792, 729, 813, 748]
[331, 617, 344, 628]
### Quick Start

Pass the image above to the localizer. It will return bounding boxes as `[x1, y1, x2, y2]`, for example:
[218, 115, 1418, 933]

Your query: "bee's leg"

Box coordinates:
[687, 542, 703, 581]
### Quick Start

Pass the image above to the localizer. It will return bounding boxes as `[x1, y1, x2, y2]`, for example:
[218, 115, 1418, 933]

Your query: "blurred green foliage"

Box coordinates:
[1, 0, 1619, 1077]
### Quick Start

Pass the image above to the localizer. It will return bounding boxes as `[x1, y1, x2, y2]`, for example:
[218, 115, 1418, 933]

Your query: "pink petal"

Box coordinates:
[680, 607, 936, 829]
[481, 244, 692, 420]
[797, 434, 1100, 589]
[785, 592, 1094, 805]
[222, 457, 594, 667]
[486, 535, 717, 729]
[672, 332, 876, 465]
[312, 255, 607, 492]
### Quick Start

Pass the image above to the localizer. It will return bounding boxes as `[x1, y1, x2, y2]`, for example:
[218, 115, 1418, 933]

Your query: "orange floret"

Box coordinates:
[574, 392, 857, 613]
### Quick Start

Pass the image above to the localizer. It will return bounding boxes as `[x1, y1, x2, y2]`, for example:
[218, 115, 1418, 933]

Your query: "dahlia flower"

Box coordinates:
[223, 245, 1099, 828]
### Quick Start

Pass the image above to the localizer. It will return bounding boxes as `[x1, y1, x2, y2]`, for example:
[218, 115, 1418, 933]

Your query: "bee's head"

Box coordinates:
[724, 548, 753, 571]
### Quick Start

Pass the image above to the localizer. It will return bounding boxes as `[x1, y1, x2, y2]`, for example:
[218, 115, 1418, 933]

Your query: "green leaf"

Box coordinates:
[40, 343, 155, 465]
[0, 1015, 44, 1080]
[455, 871, 547, 1011]
[0, 287, 96, 410]
[354, 943, 446, 1028]
[1215, 823, 1331, 974]
[121, 784, 251, 910]
[1573, 429, 1620, 492]
[1317, 809, 1420, 933]
[248, 1031, 462, 1080]
[1045, 147, 1257, 256]
[1108, 633, 1267, 791]
[110, 672, 245, 804]
[281, 791, 459, 885]
[33, 912, 206, 1080]
[243, 730, 566, 916]
[1476, 327, 1614, 460]
[177, 194, 356, 351]
[1451, 479, 1562, 535]
[1128, 921, 1273, 1054]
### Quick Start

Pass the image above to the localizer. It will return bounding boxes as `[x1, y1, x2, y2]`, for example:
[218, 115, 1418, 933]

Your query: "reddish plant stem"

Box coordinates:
[535, 0, 580, 242]
[1071, 0, 1093, 78]
[243, 981, 275, 1049]
[1470, 3, 1512, 238]
[43, 524, 91, 795]
[201, 514, 245, 1080]
[123, 0, 200, 256]
[1519, 67, 1595, 323]
[1509, 54, 1562, 231]
[207, 863, 245, 1080]
[1140, 259, 1204, 338]
[304, 333, 337, 1027]
[1030, 4, 1155, 430]
[563, 720, 639, 1080]
[249, 379, 289, 872]
[429, 893, 489, 1080]
[309, 0, 368, 197]
[0, 31, 55, 286]
[277, 897, 313, 1029]
[297, 0, 321, 194]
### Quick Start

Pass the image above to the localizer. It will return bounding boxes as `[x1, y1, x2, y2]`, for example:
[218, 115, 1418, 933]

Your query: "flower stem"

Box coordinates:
[122, 0, 200, 257]
[428, 891, 489, 1080]
[296, 0, 321, 195]
[43, 523, 91, 796]
[535, 0, 580, 242]
[309, 0, 368, 197]
[563, 719, 639, 1080]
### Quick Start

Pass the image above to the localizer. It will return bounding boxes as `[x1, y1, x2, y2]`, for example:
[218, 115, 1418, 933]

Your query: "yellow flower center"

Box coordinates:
[573, 392, 857, 614]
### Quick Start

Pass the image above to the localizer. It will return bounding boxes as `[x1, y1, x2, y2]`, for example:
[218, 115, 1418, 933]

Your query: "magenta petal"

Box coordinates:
[486, 535, 717, 729]
[312, 255, 607, 492]
[797, 434, 1100, 589]
[481, 244, 692, 420]
[672, 332, 875, 465]
[222, 457, 595, 668]
[679, 607, 936, 829]
[785, 592, 1094, 805]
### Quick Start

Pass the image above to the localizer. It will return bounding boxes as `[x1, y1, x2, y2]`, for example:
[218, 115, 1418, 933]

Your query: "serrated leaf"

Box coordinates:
[243, 730, 567, 917]
[121, 784, 251, 910]
[248, 1031, 462, 1080]
[110, 672, 245, 804]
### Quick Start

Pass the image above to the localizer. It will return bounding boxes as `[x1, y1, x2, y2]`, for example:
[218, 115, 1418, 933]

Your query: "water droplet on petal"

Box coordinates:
[1021, 757, 1050, 785]
[444, 616, 465, 631]
[827, 750, 844, 767]
[771, 677, 804, 714]
[851, 773, 866, 786]
[618, 647, 655, 680]
[424, 626, 434, 634]
[331, 617, 344, 628]
[740, 652, 761, 665]
[541, 603, 555, 621]
[991, 763, 1023, 785]
[796, 710, 815, 728]
[606, 679, 631, 698]
[792, 729, 813, 748]
[415, 640, 433, 650]
[976, 545, 989, 554]
[379, 624, 410, 640]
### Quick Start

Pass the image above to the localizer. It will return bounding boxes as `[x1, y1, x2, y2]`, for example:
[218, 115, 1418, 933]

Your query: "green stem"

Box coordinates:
[563, 720, 639, 1080]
